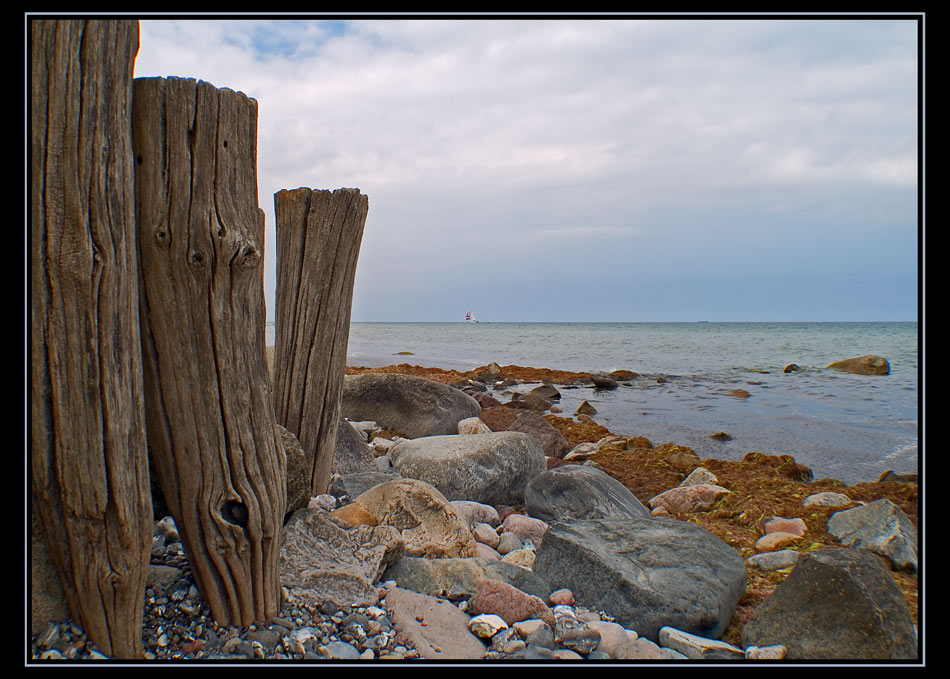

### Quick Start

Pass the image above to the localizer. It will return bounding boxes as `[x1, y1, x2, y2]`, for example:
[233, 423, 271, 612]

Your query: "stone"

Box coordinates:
[469, 578, 556, 629]
[500, 513, 550, 547]
[648, 484, 730, 514]
[458, 416, 492, 435]
[450, 500, 501, 528]
[507, 411, 571, 459]
[356, 478, 478, 558]
[755, 532, 802, 552]
[501, 548, 536, 569]
[146, 564, 184, 589]
[746, 549, 801, 571]
[529, 383, 561, 400]
[342, 373, 481, 438]
[763, 516, 807, 537]
[825, 355, 890, 375]
[616, 636, 667, 660]
[330, 501, 378, 527]
[332, 415, 378, 475]
[709, 431, 733, 441]
[328, 470, 402, 502]
[679, 466, 719, 486]
[388, 432, 546, 506]
[382, 556, 552, 600]
[608, 369, 638, 381]
[827, 498, 918, 572]
[496, 532, 525, 555]
[468, 614, 508, 638]
[533, 517, 746, 641]
[877, 469, 917, 484]
[585, 620, 628, 657]
[383, 587, 487, 659]
[475, 543, 502, 560]
[745, 644, 788, 659]
[279, 508, 404, 609]
[308, 494, 337, 511]
[783, 363, 801, 373]
[575, 400, 597, 415]
[740, 547, 918, 659]
[728, 388, 751, 398]
[525, 464, 652, 523]
[658, 626, 745, 660]
[472, 523, 501, 548]
[278, 424, 312, 515]
[548, 588, 574, 606]
[591, 373, 618, 390]
[803, 491, 853, 509]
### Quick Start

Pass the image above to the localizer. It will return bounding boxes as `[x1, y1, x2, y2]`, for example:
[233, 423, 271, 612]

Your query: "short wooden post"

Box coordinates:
[273, 188, 368, 495]
[132, 76, 285, 627]
[30, 19, 152, 658]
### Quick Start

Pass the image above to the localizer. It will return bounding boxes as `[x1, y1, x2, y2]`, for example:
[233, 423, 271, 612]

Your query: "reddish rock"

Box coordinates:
[763, 516, 807, 537]
[548, 588, 574, 606]
[330, 501, 378, 527]
[469, 579, 556, 629]
[616, 637, 667, 660]
[728, 389, 751, 398]
[755, 531, 802, 552]
[648, 484, 730, 514]
[500, 513, 549, 547]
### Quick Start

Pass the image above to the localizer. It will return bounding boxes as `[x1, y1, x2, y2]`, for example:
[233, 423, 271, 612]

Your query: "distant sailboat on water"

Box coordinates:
[465, 310, 478, 323]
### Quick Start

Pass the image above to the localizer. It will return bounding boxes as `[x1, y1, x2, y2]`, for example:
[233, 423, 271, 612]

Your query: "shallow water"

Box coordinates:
[268, 321, 919, 485]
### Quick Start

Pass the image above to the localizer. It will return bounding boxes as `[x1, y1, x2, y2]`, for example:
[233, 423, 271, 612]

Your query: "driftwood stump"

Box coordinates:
[132, 76, 285, 627]
[30, 19, 152, 658]
[273, 188, 368, 496]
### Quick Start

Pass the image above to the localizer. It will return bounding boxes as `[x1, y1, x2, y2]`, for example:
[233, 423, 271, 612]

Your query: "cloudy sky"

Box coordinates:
[132, 15, 920, 322]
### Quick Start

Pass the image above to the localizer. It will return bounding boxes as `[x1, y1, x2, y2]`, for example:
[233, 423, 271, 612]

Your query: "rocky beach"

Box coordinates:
[30, 357, 920, 664]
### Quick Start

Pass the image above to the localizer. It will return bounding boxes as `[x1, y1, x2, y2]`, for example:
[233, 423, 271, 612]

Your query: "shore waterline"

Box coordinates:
[268, 321, 919, 486]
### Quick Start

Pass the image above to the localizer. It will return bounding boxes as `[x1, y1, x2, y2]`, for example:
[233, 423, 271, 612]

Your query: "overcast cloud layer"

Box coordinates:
[133, 16, 920, 322]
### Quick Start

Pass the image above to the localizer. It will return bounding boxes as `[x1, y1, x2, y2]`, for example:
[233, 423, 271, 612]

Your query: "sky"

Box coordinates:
[131, 14, 920, 323]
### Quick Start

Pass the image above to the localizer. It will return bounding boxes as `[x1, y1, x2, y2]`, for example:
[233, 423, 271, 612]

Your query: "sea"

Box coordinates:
[266, 321, 920, 486]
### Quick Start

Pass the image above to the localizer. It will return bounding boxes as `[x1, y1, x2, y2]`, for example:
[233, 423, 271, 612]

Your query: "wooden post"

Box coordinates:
[273, 188, 368, 495]
[132, 76, 285, 627]
[30, 19, 152, 659]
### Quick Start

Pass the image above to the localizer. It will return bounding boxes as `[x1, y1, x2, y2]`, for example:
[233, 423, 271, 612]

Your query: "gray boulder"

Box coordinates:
[740, 547, 917, 659]
[278, 425, 312, 515]
[524, 464, 652, 523]
[389, 432, 546, 505]
[827, 498, 918, 573]
[342, 373, 481, 438]
[383, 556, 551, 600]
[328, 470, 402, 502]
[332, 415, 378, 475]
[532, 517, 746, 641]
[279, 508, 405, 609]
[507, 411, 570, 459]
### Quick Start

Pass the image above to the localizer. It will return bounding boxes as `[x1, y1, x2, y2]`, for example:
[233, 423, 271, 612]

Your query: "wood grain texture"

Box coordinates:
[273, 188, 368, 495]
[132, 76, 284, 627]
[30, 19, 152, 658]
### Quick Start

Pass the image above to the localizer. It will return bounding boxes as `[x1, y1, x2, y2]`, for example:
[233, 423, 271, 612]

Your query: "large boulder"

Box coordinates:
[532, 517, 746, 642]
[740, 548, 917, 659]
[279, 508, 404, 609]
[332, 415, 378, 475]
[278, 424, 312, 515]
[381, 587, 488, 660]
[507, 411, 570, 459]
[825, 355, 890, 375]
[524, 464, 652, 523]
[342, 373, 481, 438]
[388, 432, 546, 505]
[382, 556, 551, 600]
[826, 498, 918, 573]
[355, 478, 478, 558]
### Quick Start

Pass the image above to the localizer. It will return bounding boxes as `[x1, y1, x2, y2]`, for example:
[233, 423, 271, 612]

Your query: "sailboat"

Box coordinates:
[465, 311, 478, 323]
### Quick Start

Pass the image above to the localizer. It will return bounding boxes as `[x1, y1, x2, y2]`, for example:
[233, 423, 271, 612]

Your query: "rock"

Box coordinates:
[328, 470, 402, 502]
[342, 373, 481, 438]
[746, 549, 801, 571]
[458, 416, 492, 435]
[548, 588, 574, 606]
[728, 388, 751, 398]
[575, 400, 597, 415]
[332, 415, 378, 475]
[507, 392, 552, 412]
[554, 617, 601, 654]
[525, 464, 653, 523]
[388, 432, 546, 506]
[745, 644, 787, 659]
[590, 373, 618, 390]
[500, 513, 550, 547]
[382, 556, 552, 600]
[146, 564, 185, 588]
[496, 532, 524, 555]
[803, 491, 853, 509]
[468, 614, 508, 638]
[506, 411, 570, 459]
[472, 523, 501, 549]
[475, 543, 502, 560]
[763, 516, 807, 537]
[278, 425, 312, 515]
[740, 547, 917, 659]
[533, 517, 746, 641]
[755, 532, 802, 552]
[330, 501, 378, 527]
[279, 508, 404, 609]
[584, 620, 627, 657]
[658, 626, 745, 660]
[355, 478, 478, 558]
[528, 383, 561, 401]
[826, 498, 918, 572]
[825, 355, 890, 375]
[308, 494, 337, 511]
[469, 578, 556, 629]
[383, 587, 487, 659]
[783, 363, 801, 373]
[616, 636, 668, 660]
[679, 467, 719, 486]
[648, 484, 730, 514]
[607, 369, 638, 381]
[450, 500, 501, 528]
[501, 547, 536, 569]
[877, 469, 918, 484]
[709, 431, 733, 441]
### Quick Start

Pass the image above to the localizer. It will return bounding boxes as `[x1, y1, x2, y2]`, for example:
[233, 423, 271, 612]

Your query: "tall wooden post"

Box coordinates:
[273, 188, 368, 495]
[132, 76, 285, 627]
[30, 19, 152, 658]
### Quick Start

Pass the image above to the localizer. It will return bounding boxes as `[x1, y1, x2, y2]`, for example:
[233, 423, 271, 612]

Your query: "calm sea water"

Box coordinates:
[266, 321, 920, 485]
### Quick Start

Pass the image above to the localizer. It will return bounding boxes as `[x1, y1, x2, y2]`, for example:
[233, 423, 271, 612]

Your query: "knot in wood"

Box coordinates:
[188, 249, 207, 269]
[154, 225, 170, 248]
[222, 499, 249, 528]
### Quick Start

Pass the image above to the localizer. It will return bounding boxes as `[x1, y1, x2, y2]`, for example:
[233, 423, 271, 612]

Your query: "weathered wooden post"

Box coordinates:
[30, 19, 152, 658]
[132, 76, 285, 627]
[273, 188, 368, 495]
